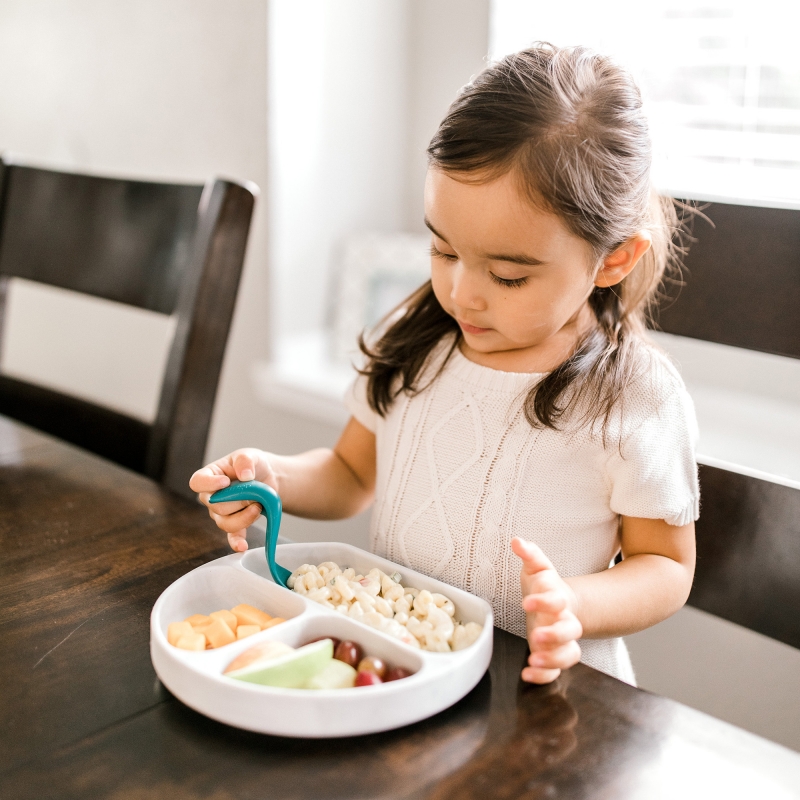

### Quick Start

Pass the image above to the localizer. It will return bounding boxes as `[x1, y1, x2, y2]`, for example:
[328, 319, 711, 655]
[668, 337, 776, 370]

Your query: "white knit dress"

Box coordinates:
[345, 336, 700, 684]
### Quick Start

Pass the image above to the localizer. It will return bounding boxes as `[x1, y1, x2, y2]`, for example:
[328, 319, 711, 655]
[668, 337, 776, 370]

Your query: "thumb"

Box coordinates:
[232, 451, 258, 482]
[512, 537, 554, 576]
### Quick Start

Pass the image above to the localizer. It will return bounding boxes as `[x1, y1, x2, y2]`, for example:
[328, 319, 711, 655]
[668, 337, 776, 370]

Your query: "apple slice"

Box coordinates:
[225, 639, 334, 688]
[224, 640, 295, 674]
[305, 659, 357, 690]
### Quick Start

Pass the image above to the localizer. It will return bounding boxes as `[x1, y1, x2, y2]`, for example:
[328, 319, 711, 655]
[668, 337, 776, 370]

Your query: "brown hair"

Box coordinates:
[360, 43, 687, 431]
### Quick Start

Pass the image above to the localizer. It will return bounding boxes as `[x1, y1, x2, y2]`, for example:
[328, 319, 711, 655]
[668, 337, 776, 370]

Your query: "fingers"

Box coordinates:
[523, 590, 567, 615]
[528, 640, 581, 672]
[228, 530, 249, 553]
[208, 502, 263, 534]
[189, 464, 231, 494]
[522, 635, 581, 685]
[521, 665, 561, 684]
[530, 614, 583, 647]
[512, 537, 555, 576]
[189, 449, 270, 495]
[200, 497, 255, 517]
[522, 605, 582, 685]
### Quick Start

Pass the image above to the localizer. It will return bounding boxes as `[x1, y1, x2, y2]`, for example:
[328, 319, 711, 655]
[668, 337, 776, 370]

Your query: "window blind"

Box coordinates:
[490, 0, 800, 207]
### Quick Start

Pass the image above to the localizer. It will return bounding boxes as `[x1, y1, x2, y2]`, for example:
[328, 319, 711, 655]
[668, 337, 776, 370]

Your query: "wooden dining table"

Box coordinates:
[2, 413, 799, 800]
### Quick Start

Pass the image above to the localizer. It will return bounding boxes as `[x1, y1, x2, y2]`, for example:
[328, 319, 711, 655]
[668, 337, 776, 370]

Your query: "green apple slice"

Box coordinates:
[227, 638, 334, 688]
[304, 658, 358, 690]
[224, 640, 295, 674]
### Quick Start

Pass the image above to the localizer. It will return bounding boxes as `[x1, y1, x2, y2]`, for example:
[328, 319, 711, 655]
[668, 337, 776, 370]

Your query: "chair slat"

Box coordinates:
[0, 165, 204, 314]
[147, 180, 256, 495]
[0, 375, 150, 473]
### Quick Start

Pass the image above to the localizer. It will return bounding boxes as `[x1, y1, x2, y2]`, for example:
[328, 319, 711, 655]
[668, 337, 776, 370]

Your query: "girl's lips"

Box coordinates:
[458, 320, 492, 335]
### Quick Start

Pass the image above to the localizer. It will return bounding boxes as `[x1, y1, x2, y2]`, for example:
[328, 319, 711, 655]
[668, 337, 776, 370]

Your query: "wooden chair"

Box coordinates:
[0, 157, 256, 499]
[656, 201, 800, 360]
[653, 200, 800, 650]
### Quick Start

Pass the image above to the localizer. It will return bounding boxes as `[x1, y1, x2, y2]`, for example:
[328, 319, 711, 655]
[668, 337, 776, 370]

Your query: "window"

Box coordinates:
[490, 0, 800, 207]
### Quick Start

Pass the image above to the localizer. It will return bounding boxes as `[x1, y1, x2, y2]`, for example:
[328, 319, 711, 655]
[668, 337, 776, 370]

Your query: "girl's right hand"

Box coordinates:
[189, 448, 279, 553]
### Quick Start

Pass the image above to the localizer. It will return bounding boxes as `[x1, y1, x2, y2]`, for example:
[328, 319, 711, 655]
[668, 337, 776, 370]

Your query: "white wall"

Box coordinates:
[0, 0, 270, 461]
[405, 0, 490, 233]
[268, 0, 411, 340]
[268, 0, 491, 340]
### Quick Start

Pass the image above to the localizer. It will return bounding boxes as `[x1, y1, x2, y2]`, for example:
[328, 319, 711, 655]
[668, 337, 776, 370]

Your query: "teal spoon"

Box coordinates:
[208, 480, 292, 589]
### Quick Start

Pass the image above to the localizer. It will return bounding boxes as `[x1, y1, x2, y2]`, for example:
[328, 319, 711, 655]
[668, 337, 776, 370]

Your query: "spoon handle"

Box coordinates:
[208, 480, 292, 588]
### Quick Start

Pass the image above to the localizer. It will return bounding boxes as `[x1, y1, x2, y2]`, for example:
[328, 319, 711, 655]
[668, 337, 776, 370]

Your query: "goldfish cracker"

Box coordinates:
[168, 621, 193, 646]
[176, 632, 206, 651]
[237, 624, 260, 640]
[210, 609, 238, 632]
[204, 617, 236, 649]
[231, 603, 273, 629]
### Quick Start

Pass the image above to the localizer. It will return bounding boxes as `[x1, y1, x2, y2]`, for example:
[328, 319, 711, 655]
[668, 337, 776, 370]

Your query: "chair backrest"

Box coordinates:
[0, 158, 256, 497]
[654, 200, 800, 359]
[691, 464, 800, 650]
[652, 199, 800, 647]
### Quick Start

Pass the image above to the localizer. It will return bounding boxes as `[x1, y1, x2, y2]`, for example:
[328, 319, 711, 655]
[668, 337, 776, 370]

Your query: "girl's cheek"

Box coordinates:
[430, 269, 452, 310]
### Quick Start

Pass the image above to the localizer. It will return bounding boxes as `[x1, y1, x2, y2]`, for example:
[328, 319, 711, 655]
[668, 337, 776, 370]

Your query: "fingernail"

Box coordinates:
[240, 469, 254, 481]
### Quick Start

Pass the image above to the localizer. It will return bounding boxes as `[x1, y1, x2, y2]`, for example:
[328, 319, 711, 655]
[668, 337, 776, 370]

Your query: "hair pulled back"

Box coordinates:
[360, 43, 685, 431]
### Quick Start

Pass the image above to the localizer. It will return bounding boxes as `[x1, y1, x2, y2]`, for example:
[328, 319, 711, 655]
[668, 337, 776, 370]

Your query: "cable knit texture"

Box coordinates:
[345, 336, 699, 685]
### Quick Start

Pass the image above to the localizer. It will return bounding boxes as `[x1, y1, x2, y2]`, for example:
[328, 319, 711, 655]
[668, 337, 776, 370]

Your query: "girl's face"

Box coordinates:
[425, 168, 599, 373]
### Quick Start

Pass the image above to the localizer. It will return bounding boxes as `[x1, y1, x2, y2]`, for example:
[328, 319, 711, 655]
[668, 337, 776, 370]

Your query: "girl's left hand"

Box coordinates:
[512, 537, 583, 684]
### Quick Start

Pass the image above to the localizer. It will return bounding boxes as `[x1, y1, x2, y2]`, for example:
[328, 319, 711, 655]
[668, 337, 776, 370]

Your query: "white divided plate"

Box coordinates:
[150, 542, 494, 738]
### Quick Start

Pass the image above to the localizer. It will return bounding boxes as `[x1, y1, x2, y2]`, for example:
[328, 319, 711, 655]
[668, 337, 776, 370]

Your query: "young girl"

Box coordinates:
[191, 43, 699, 686]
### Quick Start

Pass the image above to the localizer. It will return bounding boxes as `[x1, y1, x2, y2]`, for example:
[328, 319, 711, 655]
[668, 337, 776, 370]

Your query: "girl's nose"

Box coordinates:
[450, 263, 486, 311]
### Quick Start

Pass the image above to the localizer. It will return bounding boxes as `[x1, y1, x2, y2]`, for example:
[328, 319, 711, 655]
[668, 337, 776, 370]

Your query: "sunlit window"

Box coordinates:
[490, 0, 800, 207]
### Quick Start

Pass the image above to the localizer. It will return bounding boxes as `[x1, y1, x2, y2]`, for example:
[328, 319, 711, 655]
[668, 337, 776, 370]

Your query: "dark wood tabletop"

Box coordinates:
[2, 414, 799, 800]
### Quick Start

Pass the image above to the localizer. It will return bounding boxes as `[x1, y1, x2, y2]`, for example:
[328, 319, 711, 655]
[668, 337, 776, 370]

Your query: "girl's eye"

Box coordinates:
[430, 244, 458, 261]
[489, 273, 528, 288]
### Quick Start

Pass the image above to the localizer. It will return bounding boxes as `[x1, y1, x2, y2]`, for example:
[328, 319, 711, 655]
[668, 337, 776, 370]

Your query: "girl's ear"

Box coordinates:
[594, 232, 652, 288]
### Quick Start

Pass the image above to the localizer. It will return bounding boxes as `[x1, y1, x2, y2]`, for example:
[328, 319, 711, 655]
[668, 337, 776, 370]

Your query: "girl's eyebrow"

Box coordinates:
[424, 217, 449, 243]
[484, 251, 545, 267]
[424, 216, 545, 267]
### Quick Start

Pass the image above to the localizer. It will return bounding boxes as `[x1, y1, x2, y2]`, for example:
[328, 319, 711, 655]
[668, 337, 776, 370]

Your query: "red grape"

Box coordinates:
[384, 666, 412, 682]
[357, 656, 386, 679]
[355, 671, 383, 687]
[334, 640, 363, 668]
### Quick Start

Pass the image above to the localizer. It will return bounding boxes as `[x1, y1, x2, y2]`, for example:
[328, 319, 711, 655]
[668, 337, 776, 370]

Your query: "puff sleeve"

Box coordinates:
[606, 384, 700, 527]
[344, 373, 379, 434]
